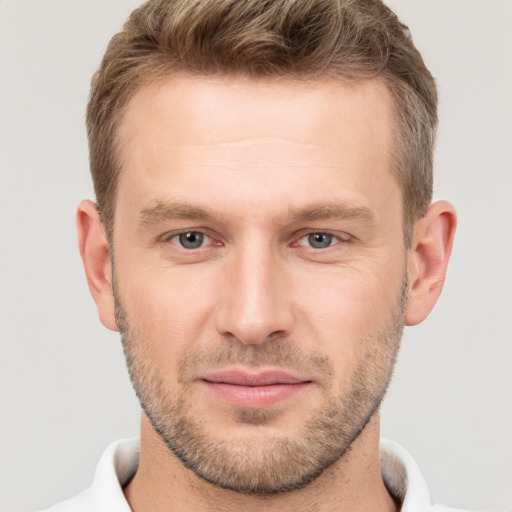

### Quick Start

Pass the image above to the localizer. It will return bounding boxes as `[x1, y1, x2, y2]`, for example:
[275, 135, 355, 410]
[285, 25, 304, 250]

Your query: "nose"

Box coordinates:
[215, 242, 294, 345]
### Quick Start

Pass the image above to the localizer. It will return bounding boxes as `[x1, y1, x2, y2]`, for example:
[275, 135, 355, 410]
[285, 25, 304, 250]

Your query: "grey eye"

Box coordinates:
[178, 232, 205, 249]
[307, 233, 333, 249]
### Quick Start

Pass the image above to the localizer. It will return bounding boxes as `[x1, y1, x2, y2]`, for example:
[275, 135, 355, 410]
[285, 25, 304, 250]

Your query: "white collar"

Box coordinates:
[42, 438, 465, 511]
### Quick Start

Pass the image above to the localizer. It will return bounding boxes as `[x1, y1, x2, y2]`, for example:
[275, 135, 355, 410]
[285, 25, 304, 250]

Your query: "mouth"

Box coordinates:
[199, 368, 313, 409]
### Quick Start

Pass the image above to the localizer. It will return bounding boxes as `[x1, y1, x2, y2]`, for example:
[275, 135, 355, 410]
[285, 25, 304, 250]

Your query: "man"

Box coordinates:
[43, 0, 461, 510]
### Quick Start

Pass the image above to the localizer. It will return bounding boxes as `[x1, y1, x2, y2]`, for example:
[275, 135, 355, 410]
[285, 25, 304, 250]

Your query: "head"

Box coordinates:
[78, 0, 456, 498]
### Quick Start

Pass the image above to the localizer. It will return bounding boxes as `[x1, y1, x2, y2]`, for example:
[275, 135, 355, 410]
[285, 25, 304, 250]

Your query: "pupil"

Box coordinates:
[179, 232, 204, 249]
[309, 233, 332, 248]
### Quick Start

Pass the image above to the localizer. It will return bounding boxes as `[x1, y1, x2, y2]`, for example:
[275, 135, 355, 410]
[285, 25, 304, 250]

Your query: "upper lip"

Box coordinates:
[200, 368, 310, 386]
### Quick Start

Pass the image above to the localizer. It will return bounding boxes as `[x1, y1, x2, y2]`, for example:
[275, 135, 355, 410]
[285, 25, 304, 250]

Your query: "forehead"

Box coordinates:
[116, 74, 398, 222]
[120, 74, 395, 152]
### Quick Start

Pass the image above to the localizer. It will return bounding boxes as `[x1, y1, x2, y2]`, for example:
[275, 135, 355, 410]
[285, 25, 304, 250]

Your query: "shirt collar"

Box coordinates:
[86, 437, 433, 511]
[380, 438, 433, 510]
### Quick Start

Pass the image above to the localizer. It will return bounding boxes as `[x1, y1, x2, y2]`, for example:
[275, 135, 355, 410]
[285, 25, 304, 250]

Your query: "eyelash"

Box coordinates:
[163, 230, 350, 251]
[164, 230, 216, 250]
[294, 232, 349, 250]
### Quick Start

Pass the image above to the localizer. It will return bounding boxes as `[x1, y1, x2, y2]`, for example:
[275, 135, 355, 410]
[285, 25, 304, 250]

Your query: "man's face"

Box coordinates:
[112, 76, 407, 494]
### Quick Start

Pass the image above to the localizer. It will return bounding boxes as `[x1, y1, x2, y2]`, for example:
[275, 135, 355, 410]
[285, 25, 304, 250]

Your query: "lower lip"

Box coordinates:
[201, 381, 311, 409]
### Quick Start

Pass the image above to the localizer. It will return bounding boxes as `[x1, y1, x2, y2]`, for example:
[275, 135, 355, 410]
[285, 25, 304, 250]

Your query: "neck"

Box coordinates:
[124, 413, 398, 512]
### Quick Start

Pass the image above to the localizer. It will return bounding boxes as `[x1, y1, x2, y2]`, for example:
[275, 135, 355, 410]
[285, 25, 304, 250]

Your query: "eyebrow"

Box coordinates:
[138, 202, 221, 228]
[137, 201, 376, 228]
[287, 203, 376, 224]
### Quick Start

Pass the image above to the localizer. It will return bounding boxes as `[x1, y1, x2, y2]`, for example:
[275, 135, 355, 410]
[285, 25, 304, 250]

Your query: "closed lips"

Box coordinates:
[200, 370, 310, 386]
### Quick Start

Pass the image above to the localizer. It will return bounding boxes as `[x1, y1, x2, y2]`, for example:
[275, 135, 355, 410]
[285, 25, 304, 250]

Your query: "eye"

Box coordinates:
[298, 232, 343, 249]
[171, 231, 210, 249]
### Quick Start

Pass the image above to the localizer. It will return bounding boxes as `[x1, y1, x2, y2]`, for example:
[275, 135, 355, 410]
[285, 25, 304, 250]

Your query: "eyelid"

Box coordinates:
[158, 228, 351, 249]
[161, 229, 216, 247]
[292, 230, 351, 248]
[298, 233, 340, 248]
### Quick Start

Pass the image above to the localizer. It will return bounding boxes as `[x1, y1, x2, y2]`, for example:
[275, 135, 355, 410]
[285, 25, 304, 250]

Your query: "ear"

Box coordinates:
[405, 200, 457, 326]
[76, 199, 118, 331]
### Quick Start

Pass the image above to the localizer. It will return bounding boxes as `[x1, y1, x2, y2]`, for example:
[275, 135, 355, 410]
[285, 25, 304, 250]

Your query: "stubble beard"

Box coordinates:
[114, 279, 406, 495]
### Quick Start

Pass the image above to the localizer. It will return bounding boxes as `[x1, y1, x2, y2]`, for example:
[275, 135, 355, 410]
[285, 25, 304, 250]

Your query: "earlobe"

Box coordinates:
[405, 201, 457, 326]
[76, 200, 118, 332]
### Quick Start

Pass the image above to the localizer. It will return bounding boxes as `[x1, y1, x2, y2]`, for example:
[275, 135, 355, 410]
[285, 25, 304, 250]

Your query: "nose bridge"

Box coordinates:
[216, 235, 292, 345]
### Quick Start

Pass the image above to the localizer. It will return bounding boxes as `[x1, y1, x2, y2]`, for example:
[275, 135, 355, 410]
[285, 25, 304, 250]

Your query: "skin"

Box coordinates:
[77, 75, 456, 512]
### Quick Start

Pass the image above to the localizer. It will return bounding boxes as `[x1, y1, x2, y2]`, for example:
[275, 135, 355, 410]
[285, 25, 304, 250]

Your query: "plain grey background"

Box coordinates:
[1, 1, 511, 511]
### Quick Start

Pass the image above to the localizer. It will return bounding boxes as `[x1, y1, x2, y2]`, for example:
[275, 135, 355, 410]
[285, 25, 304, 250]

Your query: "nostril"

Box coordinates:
[267, 330, 286, 340]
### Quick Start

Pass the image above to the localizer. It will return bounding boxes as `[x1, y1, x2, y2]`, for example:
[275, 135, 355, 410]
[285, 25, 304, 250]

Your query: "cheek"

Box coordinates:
[294, 262, 403, 328]
[114, 256, 218, 357]
[290, 259, 405, 363]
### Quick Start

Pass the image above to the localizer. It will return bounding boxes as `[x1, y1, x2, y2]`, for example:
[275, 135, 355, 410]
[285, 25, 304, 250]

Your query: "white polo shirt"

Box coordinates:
[40, 438, 470, 511]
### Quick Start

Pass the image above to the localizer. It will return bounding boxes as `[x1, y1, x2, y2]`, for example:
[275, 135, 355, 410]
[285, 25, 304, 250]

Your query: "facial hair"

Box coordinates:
[114, 276, 407, 495]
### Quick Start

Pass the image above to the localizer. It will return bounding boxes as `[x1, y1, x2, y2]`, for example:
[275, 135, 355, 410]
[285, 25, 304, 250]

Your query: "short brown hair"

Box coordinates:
[87, 0, 437, 246]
